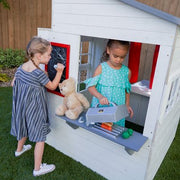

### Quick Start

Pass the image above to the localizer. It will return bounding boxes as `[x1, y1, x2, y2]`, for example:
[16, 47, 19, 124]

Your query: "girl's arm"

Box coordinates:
[88, 65, 109, 105]
[45, 63, 65, 90]
[125, 92, 133, 118]
[126, 69, 133, 118]
[11, 77, 15, 87]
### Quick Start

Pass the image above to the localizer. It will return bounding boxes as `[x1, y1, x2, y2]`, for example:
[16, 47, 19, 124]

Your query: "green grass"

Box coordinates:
[154, 122, 180, 180]
[0, 87, 179, 180]
[0, 87, 105, 180]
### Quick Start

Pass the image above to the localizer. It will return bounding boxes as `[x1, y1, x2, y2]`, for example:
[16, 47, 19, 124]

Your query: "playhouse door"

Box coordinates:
[38, 29, 81, 81]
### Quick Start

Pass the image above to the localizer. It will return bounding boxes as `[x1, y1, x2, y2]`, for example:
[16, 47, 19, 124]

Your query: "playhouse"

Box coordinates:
[38, 0, 180, 179]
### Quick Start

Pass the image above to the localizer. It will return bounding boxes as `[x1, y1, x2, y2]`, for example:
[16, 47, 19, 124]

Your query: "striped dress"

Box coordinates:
[11, 65, 50, 142]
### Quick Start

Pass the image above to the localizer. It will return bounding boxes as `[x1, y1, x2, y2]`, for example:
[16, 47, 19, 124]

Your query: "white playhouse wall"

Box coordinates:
[51, 0, 176, 46]
[39, 29, 151, 180]
[38, 0, 179, 179]
[145, 26, 180, 180]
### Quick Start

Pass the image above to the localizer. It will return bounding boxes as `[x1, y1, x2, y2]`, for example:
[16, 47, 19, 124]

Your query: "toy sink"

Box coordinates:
[86, 103, 129, 126]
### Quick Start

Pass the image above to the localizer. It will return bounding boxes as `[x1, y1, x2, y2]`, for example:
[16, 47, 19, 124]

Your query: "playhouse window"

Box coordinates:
[77, 37, 161, 133]
[77, 37, 94, 91]
[59, 38, 166, 151]
[166, 77, 180, 113]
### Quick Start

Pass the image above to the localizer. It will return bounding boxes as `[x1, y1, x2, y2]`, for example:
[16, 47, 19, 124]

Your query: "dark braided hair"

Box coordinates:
[101, 39, 130, 62]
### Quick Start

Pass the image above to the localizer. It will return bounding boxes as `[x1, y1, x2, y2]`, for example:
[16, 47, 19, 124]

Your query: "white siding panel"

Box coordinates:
[175, 28, 180, 48]
[46, 93, 150, 180]
[143, 46, 173, 139]
[159, 28, 180, 121]
[145, 105, 180, 180]
[53, 13, 174, 33]
[144, 27, 180, 178]
[170, 47, 180, 79]
[54, 0, 120, 4]
[53, 23, 176, 46]
[169, 27, 180, 78]
[52, 0, 177, 45]
[54, 4, 152, 18]
[158, 82, 174, 123]
[38, 28, 52, 39]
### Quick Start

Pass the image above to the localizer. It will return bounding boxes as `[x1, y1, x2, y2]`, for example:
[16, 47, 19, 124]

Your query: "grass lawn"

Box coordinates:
[0, 87, 179, 180]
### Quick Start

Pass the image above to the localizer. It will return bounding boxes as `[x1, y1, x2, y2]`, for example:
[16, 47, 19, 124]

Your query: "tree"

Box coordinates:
[0, 0, 10, 9]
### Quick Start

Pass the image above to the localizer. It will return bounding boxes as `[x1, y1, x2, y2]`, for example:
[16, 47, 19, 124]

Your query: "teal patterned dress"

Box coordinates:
[84, 62, 131, 127]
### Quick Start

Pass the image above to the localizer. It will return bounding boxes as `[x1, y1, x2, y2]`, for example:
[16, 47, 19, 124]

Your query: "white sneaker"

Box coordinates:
[15, 144, 32, 157]
[33, 163, 55, 176]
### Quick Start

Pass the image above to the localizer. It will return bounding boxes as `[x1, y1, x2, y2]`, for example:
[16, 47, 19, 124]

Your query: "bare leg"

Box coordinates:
[34, 142, 45, 171]
[16, 137, 27, 152]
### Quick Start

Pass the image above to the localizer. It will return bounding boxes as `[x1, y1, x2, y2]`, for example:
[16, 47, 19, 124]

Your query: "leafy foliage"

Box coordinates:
[0, 48, 26, 68]
[0, 73, 10, 82]
[0, 0, 10, 9]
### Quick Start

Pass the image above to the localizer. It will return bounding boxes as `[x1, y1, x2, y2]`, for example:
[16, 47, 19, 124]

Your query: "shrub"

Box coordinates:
[0, 48, 26, 68]
[0, 73, 10, 82]
[0, 0, 10, 9]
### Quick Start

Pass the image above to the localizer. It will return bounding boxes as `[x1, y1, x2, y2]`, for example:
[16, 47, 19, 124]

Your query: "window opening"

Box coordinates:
[76, 37, 163, 134]
[78, 38, 94, 92]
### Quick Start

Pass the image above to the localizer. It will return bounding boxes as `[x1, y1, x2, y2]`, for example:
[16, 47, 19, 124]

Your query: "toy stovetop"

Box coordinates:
[86, 103, 129, 126]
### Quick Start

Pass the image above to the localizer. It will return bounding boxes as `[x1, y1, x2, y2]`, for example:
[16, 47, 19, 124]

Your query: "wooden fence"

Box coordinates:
[0, 0, 180, 50]
[0, 0, 51, 49]
[137, 0, 180, 17]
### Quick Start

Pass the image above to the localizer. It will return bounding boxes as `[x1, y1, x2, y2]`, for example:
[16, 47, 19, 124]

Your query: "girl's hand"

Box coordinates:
[98, 96, 109, 105]
[11, 77, 15, 87]
[127, 105, 133, 118]
[56, 63, 65, 73]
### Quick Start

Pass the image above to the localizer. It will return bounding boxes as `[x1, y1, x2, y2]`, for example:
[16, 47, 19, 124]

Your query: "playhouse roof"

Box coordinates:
[120, 0, 180, 25]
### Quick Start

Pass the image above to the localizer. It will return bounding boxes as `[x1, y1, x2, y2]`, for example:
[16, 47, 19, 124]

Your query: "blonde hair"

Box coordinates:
[26, 36, 51, 59]
[26, 36, 51, 69]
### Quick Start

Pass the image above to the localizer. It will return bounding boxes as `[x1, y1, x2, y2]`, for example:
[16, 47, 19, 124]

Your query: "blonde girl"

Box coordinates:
[11, 36, 64, 176]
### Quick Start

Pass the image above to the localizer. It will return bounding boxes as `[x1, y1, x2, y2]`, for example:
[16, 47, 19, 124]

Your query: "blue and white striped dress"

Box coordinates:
[11, 65, 50, 142]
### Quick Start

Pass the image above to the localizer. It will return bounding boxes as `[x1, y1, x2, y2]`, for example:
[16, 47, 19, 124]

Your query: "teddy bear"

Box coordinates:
[55, 77, 90, 120]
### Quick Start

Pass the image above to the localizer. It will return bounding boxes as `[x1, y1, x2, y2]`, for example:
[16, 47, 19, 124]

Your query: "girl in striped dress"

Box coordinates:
[85, 40, 133, 127]
[11, 37, 64, 176]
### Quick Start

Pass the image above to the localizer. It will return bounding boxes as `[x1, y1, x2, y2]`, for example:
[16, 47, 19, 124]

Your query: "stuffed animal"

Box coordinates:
[56, 77, 90, 120]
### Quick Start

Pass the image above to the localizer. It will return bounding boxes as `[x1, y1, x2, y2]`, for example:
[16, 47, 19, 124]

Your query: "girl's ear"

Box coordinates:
[106, 47, 110, 55]
[35, 53, 42, 60]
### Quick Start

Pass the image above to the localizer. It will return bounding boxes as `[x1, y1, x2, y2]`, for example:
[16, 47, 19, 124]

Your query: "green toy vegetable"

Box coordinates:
[127, 129, 133, 136]
[122, 128, 134, 139]
[122, 131, 130, 139]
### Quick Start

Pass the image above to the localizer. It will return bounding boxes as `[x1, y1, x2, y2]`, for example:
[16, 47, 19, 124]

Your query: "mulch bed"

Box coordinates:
[0, 68, 17, 87]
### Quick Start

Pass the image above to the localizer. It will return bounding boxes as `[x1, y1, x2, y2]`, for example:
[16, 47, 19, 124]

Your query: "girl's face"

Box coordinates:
[107, 45, 128, 68]
[39, 46, 52, 64]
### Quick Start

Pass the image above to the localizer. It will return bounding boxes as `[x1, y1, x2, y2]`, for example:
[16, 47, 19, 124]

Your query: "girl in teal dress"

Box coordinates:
[85, 40, 133, 127]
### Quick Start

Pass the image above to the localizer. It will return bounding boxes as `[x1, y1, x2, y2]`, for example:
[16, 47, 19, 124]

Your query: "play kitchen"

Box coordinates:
[86, 103, 133, 139]
[58, 101, 148, 154]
